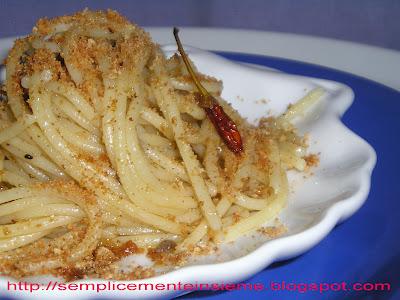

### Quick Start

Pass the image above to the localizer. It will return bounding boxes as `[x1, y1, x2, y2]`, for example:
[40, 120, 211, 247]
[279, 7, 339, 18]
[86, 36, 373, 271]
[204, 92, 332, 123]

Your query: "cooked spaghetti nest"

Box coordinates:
[0, 10, 321, 279]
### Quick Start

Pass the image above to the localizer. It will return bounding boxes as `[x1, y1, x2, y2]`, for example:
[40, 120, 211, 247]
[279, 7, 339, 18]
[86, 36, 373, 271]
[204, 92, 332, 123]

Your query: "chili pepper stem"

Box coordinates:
[173, 28, 244, 154]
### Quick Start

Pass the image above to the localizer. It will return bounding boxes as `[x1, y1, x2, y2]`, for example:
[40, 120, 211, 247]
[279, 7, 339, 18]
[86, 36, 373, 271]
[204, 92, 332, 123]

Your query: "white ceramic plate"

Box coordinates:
[0, 40, 376, 300]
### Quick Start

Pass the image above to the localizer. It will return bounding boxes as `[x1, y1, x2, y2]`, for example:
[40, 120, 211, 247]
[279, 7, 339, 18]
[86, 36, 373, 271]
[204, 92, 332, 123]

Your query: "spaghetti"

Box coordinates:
[0, 10, 319, 279]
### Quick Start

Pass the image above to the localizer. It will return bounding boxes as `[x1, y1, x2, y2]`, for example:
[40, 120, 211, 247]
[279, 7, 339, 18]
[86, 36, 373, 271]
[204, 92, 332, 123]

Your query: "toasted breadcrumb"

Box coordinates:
[304, 153, 320, 168]
[0, 8, 318, 282]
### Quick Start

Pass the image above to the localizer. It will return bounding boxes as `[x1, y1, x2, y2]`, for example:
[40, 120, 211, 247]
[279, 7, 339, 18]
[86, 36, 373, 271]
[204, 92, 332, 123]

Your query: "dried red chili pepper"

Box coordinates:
[173, 27, 243, 154]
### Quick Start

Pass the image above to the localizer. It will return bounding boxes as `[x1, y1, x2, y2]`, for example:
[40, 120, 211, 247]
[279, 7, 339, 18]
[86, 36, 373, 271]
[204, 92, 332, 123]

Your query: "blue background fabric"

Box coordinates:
[0, 0, 400, 50]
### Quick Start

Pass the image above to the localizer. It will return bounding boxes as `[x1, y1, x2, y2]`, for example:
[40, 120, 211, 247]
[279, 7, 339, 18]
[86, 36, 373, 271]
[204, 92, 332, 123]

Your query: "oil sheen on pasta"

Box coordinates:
[0, 10, 320, 279]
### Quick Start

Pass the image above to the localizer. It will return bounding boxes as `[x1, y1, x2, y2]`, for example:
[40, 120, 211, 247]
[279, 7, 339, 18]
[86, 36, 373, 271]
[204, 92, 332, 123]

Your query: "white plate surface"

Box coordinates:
[0, 40, 376, 300]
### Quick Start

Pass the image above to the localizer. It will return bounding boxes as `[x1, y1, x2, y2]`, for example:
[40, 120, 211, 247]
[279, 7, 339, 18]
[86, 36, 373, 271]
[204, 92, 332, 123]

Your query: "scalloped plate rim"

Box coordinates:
[0, 41, 377, 300]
